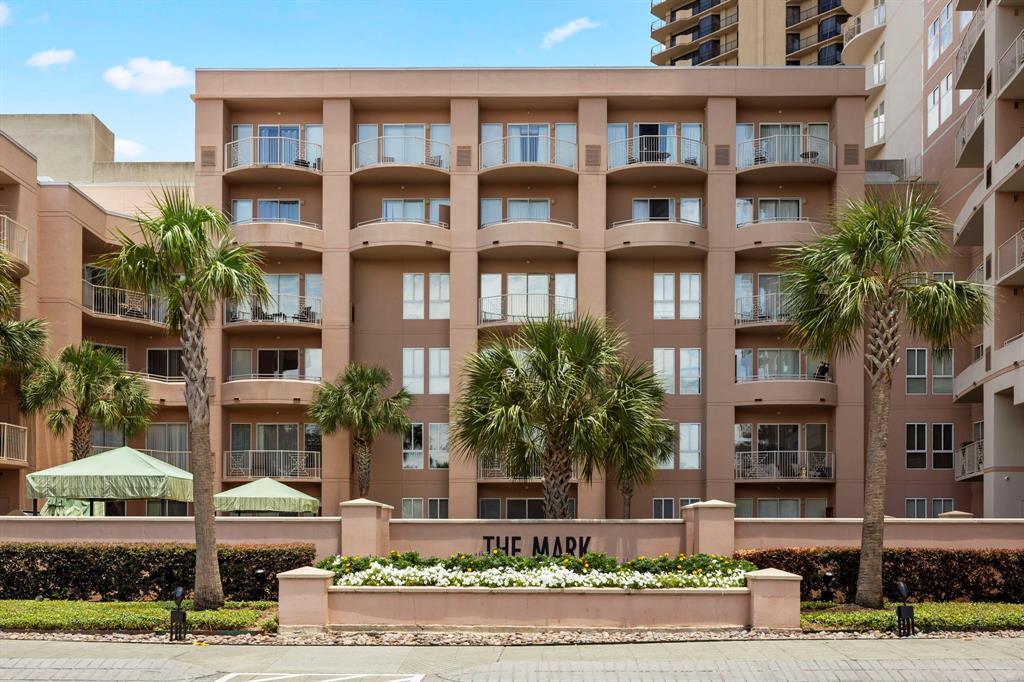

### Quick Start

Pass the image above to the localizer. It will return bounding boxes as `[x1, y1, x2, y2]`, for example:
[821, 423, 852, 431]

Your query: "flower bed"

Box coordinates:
[317, 551, 756, 589]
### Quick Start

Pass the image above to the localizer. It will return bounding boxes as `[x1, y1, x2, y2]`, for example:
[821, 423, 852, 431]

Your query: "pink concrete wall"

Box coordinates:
[734, 519, 1024, 551]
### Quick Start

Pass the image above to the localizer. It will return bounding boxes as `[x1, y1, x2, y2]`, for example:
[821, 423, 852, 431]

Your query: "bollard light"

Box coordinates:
[821, 571, 835, 603]
[169, 586, 187, 641]
[895, 580, 915, 637]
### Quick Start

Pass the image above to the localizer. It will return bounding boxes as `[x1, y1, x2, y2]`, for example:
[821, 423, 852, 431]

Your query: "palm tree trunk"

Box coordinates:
[353, 438, 372, 498]
[855, 370, 893, 608]
[70, 413, 92, 461]
[541, 443, 574, 519]
[179, 291, 224, 610]
[619, 480, 635, 520]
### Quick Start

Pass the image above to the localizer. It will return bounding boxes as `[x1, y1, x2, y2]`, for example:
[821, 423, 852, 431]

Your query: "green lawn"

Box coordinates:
[802, 602, 1024, 632]
[0, 600, 277, 632]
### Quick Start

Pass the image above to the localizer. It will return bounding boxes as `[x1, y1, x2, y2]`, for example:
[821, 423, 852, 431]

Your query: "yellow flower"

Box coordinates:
[492, 549, 499, 554]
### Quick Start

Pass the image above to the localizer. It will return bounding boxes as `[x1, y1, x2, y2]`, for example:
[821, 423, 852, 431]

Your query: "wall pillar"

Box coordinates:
[339, 498, 392, 556]
[746, 568, 802, 629]
[682, 499, 735, 556]
[277, 566, 333, 634]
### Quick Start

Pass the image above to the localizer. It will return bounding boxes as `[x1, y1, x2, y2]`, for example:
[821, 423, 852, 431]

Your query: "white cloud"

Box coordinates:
[103, 57, 188, 95]
[26, 48, 75, 68]
[29, 12, 50, 25]
[114, 139, 147, 159]
[0, 3, 11, 27]
[540, 17, 600, 49]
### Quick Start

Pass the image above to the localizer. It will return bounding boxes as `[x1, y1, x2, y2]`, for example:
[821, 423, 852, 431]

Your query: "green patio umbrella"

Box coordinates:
[214, 477, 320, 514]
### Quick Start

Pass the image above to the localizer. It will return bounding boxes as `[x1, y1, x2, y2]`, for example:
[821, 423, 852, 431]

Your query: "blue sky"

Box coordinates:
[0, 0, 654, 162]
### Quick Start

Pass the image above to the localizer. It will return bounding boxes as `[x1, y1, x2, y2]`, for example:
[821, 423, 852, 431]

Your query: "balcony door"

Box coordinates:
[480, 273, 503, 321]
[146, 423, 188, 454]
[383, 199, 426, 223]
[232, 125, 253, 167]
[262, 274, 300, 319]
[257, 124, 300, 165]
[257, 199, 300, 224]
[757, 349, 801, 379]
[734, 272, 754, 318]
[383, 124, 425, 165]
[757, 423, 800, 452]
[758, 273, 784, 318]
[633, 198, 674, 222]
[735, 123, 755, 167]
[356, 124, 378, 167]
[507, 273, 548, 321]
[507, 199, 550, 222]
[634, 123, 675, 163]
[759, 123, 801, 163]
[257, 423, 299, 452]
[507, 124, 549, 164]
[257, 349, 299, 379]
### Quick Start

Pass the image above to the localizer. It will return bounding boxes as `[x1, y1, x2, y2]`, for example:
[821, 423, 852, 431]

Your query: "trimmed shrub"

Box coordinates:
[737, 547, 1024, 602]
[0, 543, 315, 601]
[802, 602, 1024, 632]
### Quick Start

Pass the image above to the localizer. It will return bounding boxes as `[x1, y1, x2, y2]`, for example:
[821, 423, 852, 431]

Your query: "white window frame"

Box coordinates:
[403, 347, 424, 394]
[652, 497, 675, 519]
[428, 347, 450, 394]
[906, 497, 928, 518]
[932, 497, 954, 517]
[927, 86, 939, 136]
[932, 348, 953, 394]
[654, 347, 675, 394]
[403, 423, 424, 470]
[403, 273, 425, 320]
[932, 422, 954, 469]
[939, 72, 953, 125]
[428, 497, 449, 519]
[653, 273, 675, 320]
[428, 422, 449, 469]
[679, 273, 701, 320]
[906, 348, 928, 394]
[679, 348, 701, 395]
[402, 497, 424, 519]
[429, 273, 450, 319]
[679, 423, 700, 470]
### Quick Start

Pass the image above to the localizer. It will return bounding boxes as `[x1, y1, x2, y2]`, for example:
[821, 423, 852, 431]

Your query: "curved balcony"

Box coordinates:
[954, 176, 985, 246]
[734, 450, 835, 482]
[224, 294, 322, 331]
[605, 218, 707, 256]
[231, 218, 323, 256]
[478, 294, 577, 328]
[477, 456, 579, 482]
[954, 440, 984, 481]
[866, 63, 886, 94]
[478, 136, 577, 183]
[222, 375, 319, 405]
[134, 373, 186, 405]
[736, 135, 836, 181]
[997, 226, 1024, 286]
[955, 95, 984, 169]
[733, 374, 838, 406]
[841, 5, 886, 65]
[224, 137, 322, 184]
[651, 10, 739, 65]
[734, 219, 820, 255]
[90, 445, 190, 471]
[349, 218, 451, 257]
[650, 0, 734, 40]
[607, 135, 707, 182]
[82, 281, 168, 330]
[998, 29, 1024, 99]
[789, 0, 844, 32]
[0, 422, 28, 467]
[955, 10, 985, 90]
[734, 293, 792, 330]
[477, 218, 579, 257]
[865, 121, 885, 151]
[351, 136, 450, 183]
[0, 215, 29, 277]
[223, 450, 322, 481]
[786, 30, 842, 60]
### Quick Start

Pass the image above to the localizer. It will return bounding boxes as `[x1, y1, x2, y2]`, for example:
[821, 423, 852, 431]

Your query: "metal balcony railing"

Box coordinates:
[226, 372, 321, 382]
[89, 445, 189, 471]
[225, 136, 323, 172]
[734, 293, 791, 325]
[734, 450, 835, 481]
[230, 217, 321, 230]
[355, 216, 449, 229]
[0, 215, 29, 264]
[477, 457, 579, 481]
[479, 136, 576, 171]
[736, 368, 834, 383]
[787, 30, 840, 55]
[955, 9, 985, 85]
[481, 217, 577, 229]
[736, 216, 811, 227]
[955, 95, 985, 166]
[224, 450, 322, 480]
[132, 371, 184, 383]
[954, 440, 984, 481]
[997, 225, 1024, 281]
[0, 422, 28, 464]
[843, 4, 886, 45]
[607, 135, 706, 170]
[969, 262, 985, 285]
[999, 29, 1024, 93]
[787, 0, 841, 27]
[225, 294, 323, 326]
[736, 134, 835, 170]
[866, 120, 886, 147]
[352, 136, 450, 171]
[82, 281, 168, 325]
[478, 294, 577, 325]
[609, 216, 704, 229]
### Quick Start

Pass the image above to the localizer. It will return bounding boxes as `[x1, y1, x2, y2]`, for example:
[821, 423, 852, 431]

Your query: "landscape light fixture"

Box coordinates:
[169, 586, 187, 641]
[821, 571, 835, 603]
[895, 580, 914, 637]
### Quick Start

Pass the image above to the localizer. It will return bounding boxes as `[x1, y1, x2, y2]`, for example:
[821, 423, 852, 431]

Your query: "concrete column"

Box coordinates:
[746, 568, 802, 629]
[277, 566, 333, 633]
[682, 499, 735, 556]
[984, 388, 1024, 517]
[339, 498, 392, 556]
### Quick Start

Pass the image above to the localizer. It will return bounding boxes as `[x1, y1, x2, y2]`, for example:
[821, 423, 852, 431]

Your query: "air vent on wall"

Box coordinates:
[456, 146, 472, 168]
[200, 146, 216, 168]
[843, 144, 859, 166]
[714, 144, 730, 167]
[585, 145, 601, 168]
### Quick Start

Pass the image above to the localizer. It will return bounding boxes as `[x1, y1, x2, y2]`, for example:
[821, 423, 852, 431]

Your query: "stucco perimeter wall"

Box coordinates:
[734, 519, 1024, 551]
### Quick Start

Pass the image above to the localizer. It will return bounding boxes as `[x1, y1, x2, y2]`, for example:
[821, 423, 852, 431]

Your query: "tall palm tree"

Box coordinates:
[21, 342, 152, 461]
[0, 250, 46, 377]
[780, 189, 988, 608]
[96, 187, 268, 610]
[453, 316, 670, 520]
[307, 363, 412, 498]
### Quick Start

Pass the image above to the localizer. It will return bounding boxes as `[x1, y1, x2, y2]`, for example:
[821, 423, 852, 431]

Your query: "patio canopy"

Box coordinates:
[214, 477, 320, 514]
[26, 446, 193, 503]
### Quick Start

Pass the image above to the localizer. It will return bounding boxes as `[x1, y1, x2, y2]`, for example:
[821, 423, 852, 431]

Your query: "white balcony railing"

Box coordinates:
[477, 456, 579, 481]
[954, 440, 984, 481]
[132, 371, 184, 383]
[355, 216, 449, 229]
[843, 4, 886, 45]
[481, 217, 577, 229]
[969, 262, 985, 285]
[230, 217, 322, 230]
[0, 215, 29, 264]
[226, 372, 321, 382]
[734, 293, 791, 325]
[997, 226, 1024, 280]
[224, 450, 322, 480]
[610, 216, 704, 229]
[736, 216, 811, 228]
[607, 135, 706, 170]
[0, 422, 28, 464]
[867, 61, 886, 89]
[734, 450, 835, 481]
[999, 29, 1024, 92]
[225, 294, 323, 325]
[225, 136, 323, 172]
[352, 136, 450, 171]
[866, 120, 886, 147]
[478, 294, 577, 325]
[82, 281, 168, 325]
[736, 369, 833, 383]
[480, 136, 576, 171]
[736, 135, 835, 170]
[89, 445, 189, 471]
[955, 95, 985, 166]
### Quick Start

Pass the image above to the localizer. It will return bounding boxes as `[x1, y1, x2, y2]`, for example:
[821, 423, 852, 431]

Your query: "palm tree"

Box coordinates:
[0, 250, 46, 377]
[780, 189, 988, 608]
[96, 187, 268, 610]
[21, 342, 152, 461]
[307, 363, 412, 498]
[453, 316, 670, 520]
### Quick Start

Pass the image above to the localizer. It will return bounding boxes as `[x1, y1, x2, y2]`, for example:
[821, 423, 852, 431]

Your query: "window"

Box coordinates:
[653, 498, 675, 519]
[653, 273, 675, 319]
[230, 423, 251, 452]
[906, 423, 927, 469]
[758, 498, 800, 518]
[805, 498, 828, 518]
[428, 498, 449, 519]
[633, 197, 674, 223]
[679, 198, 701, 225]
[479, 498, 501, 519]
[403, 348, 424, 394]
[146, 423, 188, 455]
[429, 423, 449, 469]
[872, 44, 885, 85]
[383, 198, 425, 222]
[507, 498, 545, 519]
[758, 348, 801, 380]
[403, 273, 424, 320]
[927, 86, 939, 135]
[403, 423, 424, 469]
[932, 498, 954, 517]
[402, 498, 424, 519]
[959, 88, 971, 105]
[735, 348, 753, 381]
[932, 423, 953, 469]
[257, 199, 300, 224]
[429, 198, 449, 226]
[905, 498, 927, 518]
[679, 498, 701, 511]
[147, 500, 188, 517]
[906, 349, 927, 394]
[304, 349, 322, 381]
[507, 199, 551, 222]
[679, 423, 700, 470]
[933, 348, 953, 394]
[231, 199, 253, 224]
[959, 10, 972, 30]
[679, 349, 701, 395]
[736, 198, 754, 226]
[654, 348, 675, 394]
[428, 348, 449, 394]
[758, 198, 801, 222]
[480, 198, 503, 226]
[927, 17, 939, 67]
[656, 442, 674, 469]
[939, 2, 952, 52]
[735, 498, 753, 518]
[90, 425, 125, 451]
[256, 423, 299, 451]
[933, 272, 955, 282]
[256, 348, 299, 378]
[429, 273, 450, 319]
[146, 348, 183, 379]
[679, 273, 701, 320]
[304, 424, 322, 452]
[940, 73, 953, 125]
[870, 103, 885, 145]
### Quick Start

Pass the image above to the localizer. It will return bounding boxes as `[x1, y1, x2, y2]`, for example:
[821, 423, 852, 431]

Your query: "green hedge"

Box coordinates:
[737, 547, 1024, 602]
[0, 543, 315, 601]
[0, 600, 278, 632]
[802, 602, 1024, 632]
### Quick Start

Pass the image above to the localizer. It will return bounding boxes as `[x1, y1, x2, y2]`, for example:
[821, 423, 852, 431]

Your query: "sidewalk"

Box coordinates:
[2, 637, 1024, 681]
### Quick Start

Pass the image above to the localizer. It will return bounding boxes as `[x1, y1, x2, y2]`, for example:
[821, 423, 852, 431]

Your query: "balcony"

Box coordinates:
[224, 294, 322, 329]
[954, 440, 984, 481]
[650, 12, 739, 66]
[650, 0, 732, 41]
[230, 218, 324, 256]
[841, 5, 886, 64]
[134, 372, 186, 405]
[997, 224, 1024, 286]
[734, 218, 819, 255]
[786, 30, 842, 59]
[351, 136, 450, 183]
[224, 137, 322, 183]
[477, 456, 579, 482]
[734, 293, 792, 329]
[606, 135, 707, 182]
[222, 375, 319, 405]
[0, 422, 28, 466]
[733, 373, 838, 406]
[998, 29, 1024, 99]
[82, 281, 168, 329]
[479, 136, 577, 182]
[954, 10, 985, 90]
[866, 62, 886, 93]
[478, 294, 577, 327]
[90, 445, 189, 471]
[736, 135, 836, 181]
[734, 450, 835, 482]
[0, 215, 29, 276]
[865, 121, 885, 151]
[223, 450, 322, 481]
[954, 95, 985, 169]
[605, 218, 708, 256]
[788, 0, 843, 31]
[349, 217, 451, 256]
[478, 218, 580, 256]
